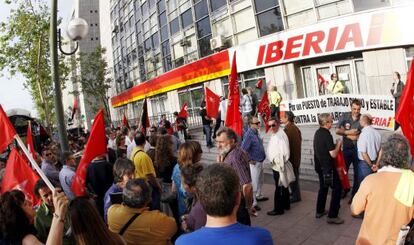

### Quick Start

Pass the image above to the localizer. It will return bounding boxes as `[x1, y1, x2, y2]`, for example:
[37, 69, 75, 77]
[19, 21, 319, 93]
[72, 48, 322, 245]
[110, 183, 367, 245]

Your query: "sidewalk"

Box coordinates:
[251, 183, 362, 245]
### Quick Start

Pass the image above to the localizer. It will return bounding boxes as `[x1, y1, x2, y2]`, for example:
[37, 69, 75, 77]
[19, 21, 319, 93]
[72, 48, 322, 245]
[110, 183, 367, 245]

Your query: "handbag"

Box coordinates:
[284, 160, 296, 185]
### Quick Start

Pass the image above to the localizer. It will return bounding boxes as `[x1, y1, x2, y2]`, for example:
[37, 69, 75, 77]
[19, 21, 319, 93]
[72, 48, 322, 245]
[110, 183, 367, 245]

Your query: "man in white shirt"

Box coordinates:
[219, 97, 227, 125]
[357, 114, 381, 184]
[266, 117, 291, 216]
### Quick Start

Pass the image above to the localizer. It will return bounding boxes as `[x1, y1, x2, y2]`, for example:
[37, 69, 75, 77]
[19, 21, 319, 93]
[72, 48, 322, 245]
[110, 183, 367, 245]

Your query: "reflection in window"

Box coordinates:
[181, 9, 193, 29]
[254, 0, 279, 13]
[160, 25, 169, 42]
[152, 32, 160, 50]
[162, 40, 170, 56]
[175, 57, 185, 67]
[194, 0, 208, 20]
[210, 0, 227, 12]
[352, 0, 390, 12]
[196, 17, 211, 38]
[198, 34, 213, 57]
[170, 17, 180, 35]
[256, 7, 283, 36]
[144, 38, 153, 52]
[158, 0, 166, 12]
[159, 12, 167, 26]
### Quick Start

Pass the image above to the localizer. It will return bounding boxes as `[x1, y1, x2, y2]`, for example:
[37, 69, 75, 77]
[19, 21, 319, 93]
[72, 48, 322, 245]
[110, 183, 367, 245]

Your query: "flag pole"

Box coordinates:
[14, 135, 55, 191]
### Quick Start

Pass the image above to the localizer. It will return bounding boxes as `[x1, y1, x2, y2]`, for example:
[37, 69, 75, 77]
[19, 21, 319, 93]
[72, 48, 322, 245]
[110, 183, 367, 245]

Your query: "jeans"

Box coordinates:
[203, 125, 213, 147]
[250, 161, 264, 206]
[343, 147, 359, 196]
[289, 166, 301, 201]
[272, 170, 290, 212]
[357, 160, 373, 185]
[316, 168, 342, 218]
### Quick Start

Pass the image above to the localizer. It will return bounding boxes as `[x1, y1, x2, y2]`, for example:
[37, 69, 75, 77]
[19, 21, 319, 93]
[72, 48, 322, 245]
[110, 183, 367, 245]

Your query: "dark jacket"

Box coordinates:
[284, 123, 302, 169]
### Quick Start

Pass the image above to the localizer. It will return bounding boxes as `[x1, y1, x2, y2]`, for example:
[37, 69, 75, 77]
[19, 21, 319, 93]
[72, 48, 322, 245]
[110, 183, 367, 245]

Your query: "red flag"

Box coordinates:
[396, 58, 414, 156]
[71, 110, 107, 197]
[26, 121, 36, 160]
[205, 87, 220, 119]
[1, 148, 40, 205]
[225, 52, 243, 136]
[178, 102, 189, 118]
[71, 98, 78, 120]
[335, 150, 350, 190]
[256, 79, 263, 89]
[122, 113, 129, 128]
[0, 105, 17, 153]
[140, 99, 150, 135]
[257, 91, 271, 132]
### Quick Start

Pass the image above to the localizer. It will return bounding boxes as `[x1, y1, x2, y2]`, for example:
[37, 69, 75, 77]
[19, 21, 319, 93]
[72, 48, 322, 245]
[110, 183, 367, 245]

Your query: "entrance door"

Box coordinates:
[301, 60, 360, 97]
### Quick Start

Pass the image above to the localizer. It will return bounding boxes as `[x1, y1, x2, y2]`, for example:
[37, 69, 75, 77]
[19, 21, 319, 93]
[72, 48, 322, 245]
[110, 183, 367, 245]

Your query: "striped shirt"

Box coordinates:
[223, 144, 252, 185]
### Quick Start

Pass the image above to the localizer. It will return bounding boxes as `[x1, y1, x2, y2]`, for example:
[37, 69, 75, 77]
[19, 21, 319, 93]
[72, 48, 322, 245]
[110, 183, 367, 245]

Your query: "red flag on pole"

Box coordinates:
[225, 51, 243, 136]
[178, 102, 189, 118]
[26, 121, 37, 160]
[335, 150, 350, 190]
[257, 91, 271, 132]
[205, 87, 220, 119]
[140, 98, 150, 135]
[317, 73, 328, 94]
[1, 148, 40, 206]
[0, 105, 17, 153]
[71, 98, 78, 120]
[256, 79, 263, 89]
[71, 109, 107, 197]
[396, 58, 414, 156]
[122, 113, 129, 128]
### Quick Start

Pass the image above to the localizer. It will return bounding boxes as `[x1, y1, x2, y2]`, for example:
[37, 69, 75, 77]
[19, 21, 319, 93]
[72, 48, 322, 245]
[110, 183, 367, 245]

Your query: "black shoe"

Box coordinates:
[315, 211, 328, 218]
[253, 205, 261, 211]
[267, 210, 284, 216]
[256, 197, 269, 202]
[284, 206, 290, 211]
[327, 217, 344, 224]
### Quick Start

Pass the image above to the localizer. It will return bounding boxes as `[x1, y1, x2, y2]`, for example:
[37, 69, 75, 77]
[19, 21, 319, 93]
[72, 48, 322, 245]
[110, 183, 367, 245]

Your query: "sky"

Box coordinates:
[0, 0, 74, 117]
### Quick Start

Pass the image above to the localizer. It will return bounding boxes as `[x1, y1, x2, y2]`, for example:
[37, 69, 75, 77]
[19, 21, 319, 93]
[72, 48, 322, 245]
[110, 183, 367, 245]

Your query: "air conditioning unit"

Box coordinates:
[180, 39, 189, 47]
[210, 35, 225, 51]
[149, 56, 159, 63]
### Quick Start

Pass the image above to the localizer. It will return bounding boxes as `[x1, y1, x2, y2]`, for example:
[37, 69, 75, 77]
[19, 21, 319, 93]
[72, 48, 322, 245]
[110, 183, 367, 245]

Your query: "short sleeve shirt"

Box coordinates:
[131, 147, 156, 179]
[313, 127, 335, 173]
[337, 112, 361, 149]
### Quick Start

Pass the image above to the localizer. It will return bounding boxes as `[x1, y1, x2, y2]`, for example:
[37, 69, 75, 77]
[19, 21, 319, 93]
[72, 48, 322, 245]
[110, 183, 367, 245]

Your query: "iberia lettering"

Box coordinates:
[256, 23, 363, 66]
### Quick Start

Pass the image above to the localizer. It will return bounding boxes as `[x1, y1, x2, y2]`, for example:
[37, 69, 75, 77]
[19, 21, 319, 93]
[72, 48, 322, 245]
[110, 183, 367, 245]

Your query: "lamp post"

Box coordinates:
[50, 0, 88, 152]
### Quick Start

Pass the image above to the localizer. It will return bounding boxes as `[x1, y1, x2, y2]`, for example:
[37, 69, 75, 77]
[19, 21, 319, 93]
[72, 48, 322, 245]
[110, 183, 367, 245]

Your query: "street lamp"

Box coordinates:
[50, 0, 88, 152]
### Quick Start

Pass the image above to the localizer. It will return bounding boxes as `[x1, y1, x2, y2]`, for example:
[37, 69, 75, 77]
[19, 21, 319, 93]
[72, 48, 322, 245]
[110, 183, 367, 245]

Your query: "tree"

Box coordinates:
[75, 46, 112, 124]
[0, 0, 70, 131]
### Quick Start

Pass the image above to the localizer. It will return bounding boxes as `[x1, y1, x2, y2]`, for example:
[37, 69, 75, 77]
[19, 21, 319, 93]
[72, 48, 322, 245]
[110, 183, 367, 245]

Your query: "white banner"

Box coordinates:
[280, 94, 395, 131]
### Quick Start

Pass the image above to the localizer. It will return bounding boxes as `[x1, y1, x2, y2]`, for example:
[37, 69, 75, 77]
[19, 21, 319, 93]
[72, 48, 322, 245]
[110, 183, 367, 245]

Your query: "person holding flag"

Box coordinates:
[225, 51, 243, 136]
[174, 110, 189, 140]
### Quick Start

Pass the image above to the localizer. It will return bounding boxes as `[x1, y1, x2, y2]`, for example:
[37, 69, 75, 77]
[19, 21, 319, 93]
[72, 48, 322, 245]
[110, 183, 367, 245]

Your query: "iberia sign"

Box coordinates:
[230, 6, 414, 72]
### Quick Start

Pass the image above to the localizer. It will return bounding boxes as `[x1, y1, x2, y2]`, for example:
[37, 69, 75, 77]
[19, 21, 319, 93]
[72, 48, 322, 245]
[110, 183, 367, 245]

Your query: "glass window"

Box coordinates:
[159, 12, 167, 26]
[175, 57, 185, 67]
[168, 0, 178, 11]
[163, 55, 173, 71]
[160, 25, 169, 42]
[181, 9, 193, 29]
[257, 7, 283, 36]
[152, 32, 160, 50]
[352, 0, 390, 12]
[144, 38, 153, 52]
[142, 1, 149, 19]
[170, 17, 180, 35]
[158, 0, 166, 12]
[196, 17, 211, 38]
[194, 0, 208, 20]
[198, 34, 213, 57]
[254, 0, 279, 13]
[210, 0, 227, 12]
[162, 41, 170, 56]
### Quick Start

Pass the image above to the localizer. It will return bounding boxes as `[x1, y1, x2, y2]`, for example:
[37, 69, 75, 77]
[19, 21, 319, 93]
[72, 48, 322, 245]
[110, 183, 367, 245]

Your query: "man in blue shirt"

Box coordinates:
[241, 116, 268, 212]
[176, 164, 273, 245]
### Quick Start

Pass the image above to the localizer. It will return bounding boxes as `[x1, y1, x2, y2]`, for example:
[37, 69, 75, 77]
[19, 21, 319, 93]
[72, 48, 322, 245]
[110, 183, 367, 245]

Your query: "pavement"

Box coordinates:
[251, 181, 362, 245]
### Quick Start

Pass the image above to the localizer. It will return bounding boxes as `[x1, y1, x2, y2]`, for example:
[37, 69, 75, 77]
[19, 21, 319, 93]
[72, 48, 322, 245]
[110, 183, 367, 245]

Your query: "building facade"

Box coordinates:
[109, 0, 414, 126]
[62, 0, 102, 130]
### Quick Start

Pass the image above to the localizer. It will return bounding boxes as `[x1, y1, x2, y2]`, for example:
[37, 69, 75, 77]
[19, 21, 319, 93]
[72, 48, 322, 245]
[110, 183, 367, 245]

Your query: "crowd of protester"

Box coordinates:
[0, 75, 413, 244]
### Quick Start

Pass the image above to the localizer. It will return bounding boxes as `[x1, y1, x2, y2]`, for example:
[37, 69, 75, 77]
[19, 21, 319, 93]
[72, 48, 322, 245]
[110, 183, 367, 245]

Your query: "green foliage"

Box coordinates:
[76, 46, 112, 123]
[0, 0, 70, 128]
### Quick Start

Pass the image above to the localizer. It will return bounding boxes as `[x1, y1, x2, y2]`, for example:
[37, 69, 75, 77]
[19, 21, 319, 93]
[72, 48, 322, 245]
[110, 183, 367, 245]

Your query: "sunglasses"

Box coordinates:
[269, 124, 278, 128]
[251, 122, 260, 125]
[45, 153, 52, 156]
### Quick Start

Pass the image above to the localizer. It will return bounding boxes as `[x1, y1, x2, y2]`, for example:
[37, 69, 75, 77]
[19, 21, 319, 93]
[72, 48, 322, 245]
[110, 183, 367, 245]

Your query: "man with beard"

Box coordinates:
[216, 127, 254, 222]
